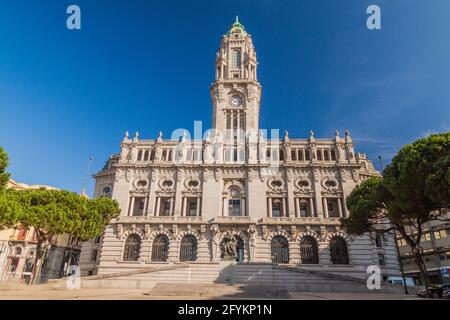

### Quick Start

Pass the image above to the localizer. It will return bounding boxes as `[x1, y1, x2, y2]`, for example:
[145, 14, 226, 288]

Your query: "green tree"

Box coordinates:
[0, 188, 120, 283]
[341, 132, 450, 288]
[0, 147, 10, 190]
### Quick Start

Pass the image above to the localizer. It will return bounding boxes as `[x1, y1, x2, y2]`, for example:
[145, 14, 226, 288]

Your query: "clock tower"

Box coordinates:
[210, 17, 262, 146]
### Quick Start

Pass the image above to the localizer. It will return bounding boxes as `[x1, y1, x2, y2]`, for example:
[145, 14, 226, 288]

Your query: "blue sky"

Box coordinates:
[0, 0, 449, 195]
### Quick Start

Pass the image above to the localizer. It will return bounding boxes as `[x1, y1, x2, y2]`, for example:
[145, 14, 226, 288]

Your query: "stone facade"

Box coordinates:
[80, 19, 400, 280]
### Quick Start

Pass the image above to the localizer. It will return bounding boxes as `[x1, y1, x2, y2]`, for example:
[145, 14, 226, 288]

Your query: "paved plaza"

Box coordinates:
[0, 281, 425, 300]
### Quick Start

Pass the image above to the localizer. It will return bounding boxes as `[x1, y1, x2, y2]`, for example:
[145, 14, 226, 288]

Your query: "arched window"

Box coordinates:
[279, 150, 285, 161]
[150, 150, 155, 161]
[151, 234, 169, 262]
[144, 150, 149, 161]
[231, 50, 241, 68]
[123, 234, 141, 261]
[317, 150, 322, 161]
[329, 236, 349, 265]
[324, 150, 330, 161]
[180, 235, 197, 262]
[271, 236, 289, 263]
[304, 150, 310, 161]
[330, 150, 336, 161]
[291, 150, 297, 161]
[300, 236, 319, 264]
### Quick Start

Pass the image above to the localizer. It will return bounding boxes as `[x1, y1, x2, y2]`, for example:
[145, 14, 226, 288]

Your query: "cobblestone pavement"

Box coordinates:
[0, 282, 427, 300]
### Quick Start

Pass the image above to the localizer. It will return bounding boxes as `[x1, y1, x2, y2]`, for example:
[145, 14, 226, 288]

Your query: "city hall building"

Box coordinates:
[80, 19, 400, 287]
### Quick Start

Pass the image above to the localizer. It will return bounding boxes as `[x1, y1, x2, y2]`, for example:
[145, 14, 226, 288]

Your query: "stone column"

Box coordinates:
[313, 169, 323, 218]
[143, 196, 149, 216]
[295, 198, 300, 217]
[181, 197, 186, 216]
[169, 197, 174, 216]
[155, 197, 161, 217]
[323, 198, 329, 218]
[173, 171, 183, 216]
[268, 198, 272, 217]
[309, 197, 315, 217]
[241, 198, 246, 216]
[337, 197, 343, 217]
[286, 174, 295, 217]
[146, 174, 157, 216]
[128, 197, 135, 216]
[196, 197, 201, 216]
[223, 198, 228, 216]
[282, 198, 287, 217]
[341, 195, 347, 217]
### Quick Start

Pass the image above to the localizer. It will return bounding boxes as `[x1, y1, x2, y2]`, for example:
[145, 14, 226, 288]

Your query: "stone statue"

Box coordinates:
[247, 225, 257, 261]
[120, 143, 131, 161]
[211, 225, 220, 261]
[220, 233, 237, 260]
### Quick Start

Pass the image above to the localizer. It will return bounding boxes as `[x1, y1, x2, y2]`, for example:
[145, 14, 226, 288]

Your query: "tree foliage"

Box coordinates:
[0, 188, 120, 240]
[341, 132, 450, 287]
[0, 147, 10, 190]
[0, 146, 121, 282]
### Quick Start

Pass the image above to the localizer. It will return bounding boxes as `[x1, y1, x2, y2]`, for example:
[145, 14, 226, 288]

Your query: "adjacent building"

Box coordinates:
[80, 19, 400, 281]
[0, 179, 82, 283]
[397, 215, 450, 284]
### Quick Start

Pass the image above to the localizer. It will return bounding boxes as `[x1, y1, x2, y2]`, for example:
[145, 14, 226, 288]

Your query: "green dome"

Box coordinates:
[228, 16, 246, 34]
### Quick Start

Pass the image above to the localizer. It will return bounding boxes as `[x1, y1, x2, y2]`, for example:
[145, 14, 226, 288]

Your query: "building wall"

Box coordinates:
[396, 215, 450, 284]
[79, 19, 400, 280]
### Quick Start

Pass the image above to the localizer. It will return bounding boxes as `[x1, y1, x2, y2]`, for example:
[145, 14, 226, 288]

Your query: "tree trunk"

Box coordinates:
[412, 249, 432, 288]
[32, 233, 48, 285]
[396, 226, 432, 289]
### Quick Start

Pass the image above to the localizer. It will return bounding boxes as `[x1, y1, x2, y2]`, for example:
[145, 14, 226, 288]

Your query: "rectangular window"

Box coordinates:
[228, 199, 241, 216]
[378, 253, 386, 266]
[327, 201, 338, 217]
[132, 197, 146, 216]
[163, 199, 171, 216]
[272, 200, 282, 217]
[91, 249, 98, 261]
[188, 199, 198, 216]
[375, 234, 383, 248]
[299, 202, 308, 217]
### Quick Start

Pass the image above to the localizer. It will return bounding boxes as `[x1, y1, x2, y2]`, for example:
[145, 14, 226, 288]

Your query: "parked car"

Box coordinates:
[386, 276, 415, 287]
[416, 283, 450, 298]
[442, 289, 450, 299]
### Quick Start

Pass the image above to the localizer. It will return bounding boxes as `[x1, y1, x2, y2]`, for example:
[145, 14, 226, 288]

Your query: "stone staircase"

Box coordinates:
[48, 262, 404, 295]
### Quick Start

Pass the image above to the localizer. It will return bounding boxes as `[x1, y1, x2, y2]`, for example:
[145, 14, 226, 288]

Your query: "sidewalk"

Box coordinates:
[0, 281, 423, 300]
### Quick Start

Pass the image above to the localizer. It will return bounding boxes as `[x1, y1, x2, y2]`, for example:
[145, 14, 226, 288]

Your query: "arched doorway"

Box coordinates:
[300, 236, 319, 264]
[329, 236, 349, 265]
[220, 233, 245, 262]
[123, 234, 141, 261]
[179, 235, 197, 262]
[151, 234, 169, 262]
[271, 236, 289, 263]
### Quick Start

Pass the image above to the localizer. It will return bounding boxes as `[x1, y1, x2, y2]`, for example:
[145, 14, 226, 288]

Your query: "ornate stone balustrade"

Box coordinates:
[115, 216, 205, 224]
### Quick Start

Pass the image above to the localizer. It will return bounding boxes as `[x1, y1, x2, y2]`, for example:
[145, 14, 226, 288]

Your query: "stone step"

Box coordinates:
[147, 282, 290, 298]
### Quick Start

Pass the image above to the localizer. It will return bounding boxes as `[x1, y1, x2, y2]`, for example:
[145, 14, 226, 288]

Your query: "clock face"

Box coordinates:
[230, 95, 242, 107]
